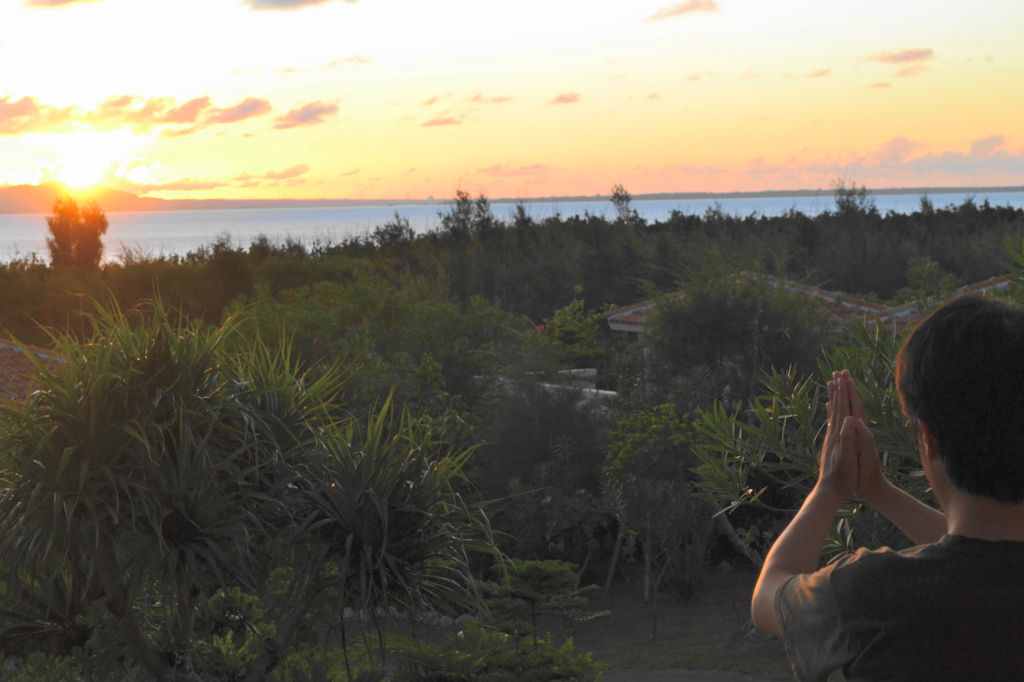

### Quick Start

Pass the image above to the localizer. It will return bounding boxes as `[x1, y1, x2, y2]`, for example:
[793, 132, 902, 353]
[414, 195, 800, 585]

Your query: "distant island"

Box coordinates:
[2, 181, 1023, 216]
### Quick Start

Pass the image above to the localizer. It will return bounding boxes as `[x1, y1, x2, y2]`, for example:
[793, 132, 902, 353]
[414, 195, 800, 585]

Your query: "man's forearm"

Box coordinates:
[751, 484, 846, 636]
[862, 481, 946, 546]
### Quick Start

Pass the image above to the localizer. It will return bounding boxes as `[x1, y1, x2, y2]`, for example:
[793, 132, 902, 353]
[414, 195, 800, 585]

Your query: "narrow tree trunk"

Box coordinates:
[242, 577, 325, 682]
[603, 524, 627, 597]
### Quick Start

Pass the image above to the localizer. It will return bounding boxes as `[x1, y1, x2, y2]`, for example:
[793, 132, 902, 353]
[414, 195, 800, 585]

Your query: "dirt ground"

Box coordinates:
[602, 669, 776, 682]
[570, 569, 794, 682]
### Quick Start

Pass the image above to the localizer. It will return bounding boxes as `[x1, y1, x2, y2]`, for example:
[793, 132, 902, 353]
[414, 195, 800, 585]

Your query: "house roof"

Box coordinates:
[0, 339, 63, 401]
[605, 273, 1016, 335]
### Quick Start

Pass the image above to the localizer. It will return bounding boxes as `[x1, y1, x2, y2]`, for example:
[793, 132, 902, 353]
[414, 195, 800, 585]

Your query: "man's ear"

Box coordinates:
[918, 421, 940, 464]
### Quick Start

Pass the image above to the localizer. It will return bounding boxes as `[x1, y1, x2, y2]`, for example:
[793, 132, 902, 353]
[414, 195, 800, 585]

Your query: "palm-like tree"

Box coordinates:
[0, 300, 491, 681]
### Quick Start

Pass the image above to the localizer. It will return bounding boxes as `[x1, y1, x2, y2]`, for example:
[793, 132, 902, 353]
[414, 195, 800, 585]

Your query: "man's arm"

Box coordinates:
[751, 372, 859, 636]
[845, 377, 947, 545]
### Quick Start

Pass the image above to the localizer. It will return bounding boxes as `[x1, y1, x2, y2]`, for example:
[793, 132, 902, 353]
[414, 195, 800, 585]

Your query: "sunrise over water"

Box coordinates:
[1, 0, 1022, 201]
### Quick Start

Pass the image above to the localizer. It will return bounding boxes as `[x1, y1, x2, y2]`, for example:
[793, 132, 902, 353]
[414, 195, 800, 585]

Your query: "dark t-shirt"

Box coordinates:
[776, 535, 1024, 682]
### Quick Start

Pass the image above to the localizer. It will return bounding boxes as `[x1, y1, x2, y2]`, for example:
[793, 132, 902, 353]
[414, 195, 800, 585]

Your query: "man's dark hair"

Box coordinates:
[896, 296, 1024, 502]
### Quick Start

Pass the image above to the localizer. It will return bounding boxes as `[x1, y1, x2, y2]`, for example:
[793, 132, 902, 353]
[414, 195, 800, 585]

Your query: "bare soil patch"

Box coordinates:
[571, 569, 794, 681]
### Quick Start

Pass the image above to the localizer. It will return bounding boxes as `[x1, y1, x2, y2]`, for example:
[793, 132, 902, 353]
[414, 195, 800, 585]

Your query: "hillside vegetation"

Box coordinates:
[0, 186, 1022, 679]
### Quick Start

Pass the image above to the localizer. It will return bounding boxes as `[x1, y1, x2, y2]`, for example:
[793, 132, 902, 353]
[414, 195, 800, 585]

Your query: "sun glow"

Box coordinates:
[39, 131, 142, 189]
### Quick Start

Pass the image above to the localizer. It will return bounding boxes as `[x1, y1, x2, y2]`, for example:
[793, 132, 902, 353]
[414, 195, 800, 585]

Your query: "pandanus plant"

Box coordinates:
[0, 299, 492, 682]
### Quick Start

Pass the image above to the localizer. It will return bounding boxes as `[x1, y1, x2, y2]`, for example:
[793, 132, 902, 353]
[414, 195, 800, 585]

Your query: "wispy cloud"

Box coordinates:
[422, 114, 463, 127]
[862, 82, 891, 90]
[755, 135, 1023, 187]
[340, 169, 360, 176]
[326, 54, 373, 68]
[805, 68, 833, 78]
[894, 65, 928, 77]
[420, 93, 454, 107]
[245, 0, 355, 10]
[468, 93, 513, 105]
[477, 163, 551, 177]
[864, 48, 934, 64]
[1, 94, 273, 137]
[647, 0, 718, 22]
[548, 92, 581, 105]
[272, 101, 338, 129]
[207, 98, 272, 124]
[22, 0, 105, 6]
[114, 164, 311, 195]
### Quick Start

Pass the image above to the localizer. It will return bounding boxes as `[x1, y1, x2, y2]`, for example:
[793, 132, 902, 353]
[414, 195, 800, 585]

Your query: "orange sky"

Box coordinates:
[1, 0, 1022, 200]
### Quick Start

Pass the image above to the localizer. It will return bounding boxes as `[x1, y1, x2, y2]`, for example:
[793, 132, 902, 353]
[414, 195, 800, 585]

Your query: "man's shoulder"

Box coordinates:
[828, 534, 1024, 605]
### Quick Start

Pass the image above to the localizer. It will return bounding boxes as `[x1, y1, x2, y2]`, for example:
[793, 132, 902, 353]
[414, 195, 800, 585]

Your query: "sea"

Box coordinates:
[1, 189, 1023, 264]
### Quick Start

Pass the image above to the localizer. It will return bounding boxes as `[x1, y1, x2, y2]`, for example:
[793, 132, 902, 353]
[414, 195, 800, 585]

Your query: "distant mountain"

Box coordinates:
[0, 183, 169, 215]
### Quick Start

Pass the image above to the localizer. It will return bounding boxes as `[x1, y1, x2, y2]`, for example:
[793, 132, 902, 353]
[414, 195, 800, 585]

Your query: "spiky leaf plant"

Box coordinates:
[0, 299, 492, 682]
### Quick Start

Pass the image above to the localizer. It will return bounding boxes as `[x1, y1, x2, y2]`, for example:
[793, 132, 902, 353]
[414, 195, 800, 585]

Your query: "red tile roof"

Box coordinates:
[0, 339, 63, 401]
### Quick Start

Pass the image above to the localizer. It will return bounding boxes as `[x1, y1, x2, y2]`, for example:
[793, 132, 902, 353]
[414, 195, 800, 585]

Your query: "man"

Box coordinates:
[751, 296, 1024, 680]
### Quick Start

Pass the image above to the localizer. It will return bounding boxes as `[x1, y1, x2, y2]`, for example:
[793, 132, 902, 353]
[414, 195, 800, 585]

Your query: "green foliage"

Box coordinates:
[45, 196, 108, 270]
[603, 405, 712, 604]
[539, 286, 607, 368]
[692, 322, 926, 562]
[487, 559, 608, 647]
[227, 279, 538, 419]
[642, 271, 832, 408]
[894, 256, 961, 304]
[0, 299, 493, 681]
[476, 384, 609, 573]
[604, 404, 691, 476]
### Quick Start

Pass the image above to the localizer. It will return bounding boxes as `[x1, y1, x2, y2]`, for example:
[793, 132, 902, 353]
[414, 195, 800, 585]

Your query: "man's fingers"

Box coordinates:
[845, 373, 866, 421]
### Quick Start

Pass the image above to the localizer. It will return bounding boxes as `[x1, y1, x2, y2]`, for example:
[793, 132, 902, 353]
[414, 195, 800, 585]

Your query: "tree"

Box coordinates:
[45, 196, 109, 269]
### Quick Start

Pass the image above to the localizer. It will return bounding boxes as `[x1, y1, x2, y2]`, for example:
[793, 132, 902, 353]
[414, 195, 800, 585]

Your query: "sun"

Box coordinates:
[54, 157, 109, 189]
[39, 130, 141, 189]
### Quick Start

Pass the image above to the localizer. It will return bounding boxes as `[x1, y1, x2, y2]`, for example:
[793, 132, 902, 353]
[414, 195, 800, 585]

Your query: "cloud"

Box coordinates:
[778, 135, 1024, 186]
[477, 163, 551, 178]
[120, 177, 230, 194]
[22, 0, 104, 6]
[870, 136, 926, 164]
[340, 169, 360, 176]
[805, 68, 833, 78]
[968, 135, 1006, 160]
[263, 164, 310, 180]
[647, 0, 718, 21]
[646, 93, 662, 100]
[420, 93, 453, 106]
[0, 94, 275, 137]
[272, 101, 339, 129]
[0, 95, 74, 135]
[548, 92, 581, 105]
[114, 164, 312, 195]
[422, 114, 463, 127]
[207, 98, 272, 124]
[862, 82, 891, 89]
[864, 48, 934, 64]
[326, 54, 373, 68]
[245, 0, 355, 9]
[894, 64, 928, 77]
[468, 93, 513, 105]
[164, 97, 213, 124]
